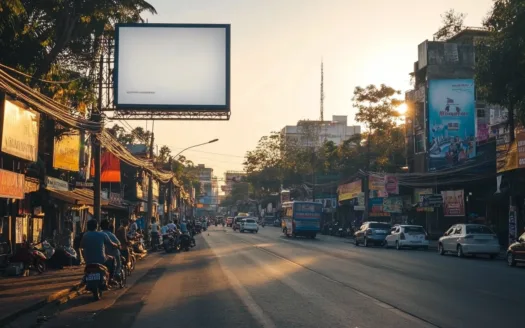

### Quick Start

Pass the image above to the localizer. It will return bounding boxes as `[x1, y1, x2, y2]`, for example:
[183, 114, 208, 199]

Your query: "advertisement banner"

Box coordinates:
[337, 180, 361, 201]
[441, 190, 465, 217]
[91, 152, 121, 182]
[369, 175, 385, 191]
[369, 197, 389, 217]
[53, 132, 80, 172]
[428, 79, 476, 171]
[420, 194, 443, 207]
[384, 175, 399, 195]
[1, 99, 39, 161]
[415, 188, 434, 212]
[0, 169, 25, 199]
[383, 197, 402, 213]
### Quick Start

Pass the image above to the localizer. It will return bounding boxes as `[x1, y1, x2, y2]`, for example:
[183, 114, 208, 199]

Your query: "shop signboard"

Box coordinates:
[384, 175, 399, 195]
[383, 197, 402, 213]
[45, 176, 69, 192]
[338, 180, 361, 201]
[420, 194, 443, 207]
[369, 175, 387, 197]
[53, 131, 80, 172]
[0, 169, 24, 199]
[441, 189, 465, 217]
[1, 99, 39, 161]
[428, 79, 476, 171]
[415, 188, 434, 212]
[24, 177, 40, 194]
[369, 197, 389, 217]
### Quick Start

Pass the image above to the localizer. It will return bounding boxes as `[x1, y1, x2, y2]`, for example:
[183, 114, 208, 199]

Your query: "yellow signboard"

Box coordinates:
[53, 132, 80, 171]
[338, 180, 362, 201]
[1, 99, 39, 161]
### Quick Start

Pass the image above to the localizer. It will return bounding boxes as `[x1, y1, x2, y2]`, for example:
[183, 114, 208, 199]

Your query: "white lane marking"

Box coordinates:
[208, 235, 277, 328]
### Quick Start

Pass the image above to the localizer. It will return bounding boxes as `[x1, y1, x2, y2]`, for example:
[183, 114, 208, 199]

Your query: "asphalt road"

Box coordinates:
[34, 225, 524, 328]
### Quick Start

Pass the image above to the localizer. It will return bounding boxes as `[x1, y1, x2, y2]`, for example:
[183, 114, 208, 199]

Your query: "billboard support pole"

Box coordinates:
[363, 133, 371, 222]
[146, 129, 155, 243]
[92, 54, 104, 222]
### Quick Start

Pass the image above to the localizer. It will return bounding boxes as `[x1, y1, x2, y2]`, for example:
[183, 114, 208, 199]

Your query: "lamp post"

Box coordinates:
[169, 139, 219, 220]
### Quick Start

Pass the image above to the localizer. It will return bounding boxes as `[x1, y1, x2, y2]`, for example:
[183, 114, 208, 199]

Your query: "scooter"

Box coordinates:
[162, 231, 178, 253]
[83, 263, 110, 301]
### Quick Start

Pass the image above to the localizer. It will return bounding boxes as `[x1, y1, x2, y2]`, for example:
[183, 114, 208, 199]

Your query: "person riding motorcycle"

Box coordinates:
[116, 219, 130, 263]
[80, 219, 119, 284]
[100, 220, 122, 279]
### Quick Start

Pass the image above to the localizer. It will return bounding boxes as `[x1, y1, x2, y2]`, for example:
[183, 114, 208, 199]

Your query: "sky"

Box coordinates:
[124, 0, 495, 184]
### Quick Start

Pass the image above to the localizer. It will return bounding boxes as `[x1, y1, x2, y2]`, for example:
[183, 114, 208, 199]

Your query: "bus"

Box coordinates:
[281, 201, 322, 238]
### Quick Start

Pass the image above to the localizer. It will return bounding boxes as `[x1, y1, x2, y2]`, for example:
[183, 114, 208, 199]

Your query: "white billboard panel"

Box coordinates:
[114, 24, 230, 111]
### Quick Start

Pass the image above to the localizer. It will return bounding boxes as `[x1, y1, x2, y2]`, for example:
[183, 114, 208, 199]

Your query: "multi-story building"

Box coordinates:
[281, 115, 360, 148]
[222, 171, 246, 196]
[195, 164, 213, 216]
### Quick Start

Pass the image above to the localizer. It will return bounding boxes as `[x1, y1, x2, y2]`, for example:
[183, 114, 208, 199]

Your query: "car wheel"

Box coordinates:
[507, 252, 517, 266]
[457, 245, 465, 258]
[395, 241, 401, 250]
[438, 243, 445, 255]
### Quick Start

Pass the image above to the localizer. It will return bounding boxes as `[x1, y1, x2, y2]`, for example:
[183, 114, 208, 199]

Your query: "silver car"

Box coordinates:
[438, 224, 500, 259]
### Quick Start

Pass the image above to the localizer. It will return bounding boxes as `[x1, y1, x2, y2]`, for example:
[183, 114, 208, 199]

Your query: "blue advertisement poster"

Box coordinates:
[428, 79, 476, 171]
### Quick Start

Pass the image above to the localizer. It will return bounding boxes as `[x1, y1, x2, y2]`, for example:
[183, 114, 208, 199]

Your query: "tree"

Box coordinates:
[353, 84, 402, 133]
[434, 9, 466, 41]
[476, 0, 525, 142]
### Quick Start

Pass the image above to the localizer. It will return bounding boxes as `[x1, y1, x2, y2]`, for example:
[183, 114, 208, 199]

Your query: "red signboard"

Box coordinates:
[0, 169, 25, 199]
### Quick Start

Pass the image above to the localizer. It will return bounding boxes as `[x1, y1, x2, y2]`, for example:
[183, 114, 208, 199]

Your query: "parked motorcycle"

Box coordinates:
[83, 263, 110, 301]
[179, 233, 194, 251]
[11, 241, 54, 274]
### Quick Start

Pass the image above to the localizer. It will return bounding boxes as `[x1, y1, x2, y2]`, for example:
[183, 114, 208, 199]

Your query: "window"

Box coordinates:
[454, 226, 463, 235]
[403, 226, 425, 234]
[369, 223, 391, 229]
[295, 203, 322, 212]
[245, 219, 256, 224]
[465, 225, 494, 235]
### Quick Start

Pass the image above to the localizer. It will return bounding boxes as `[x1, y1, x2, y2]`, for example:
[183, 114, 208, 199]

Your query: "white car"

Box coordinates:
[385, 225, 429, 250]
[240, 218, 258, 233]
[438, 224, 500, 258]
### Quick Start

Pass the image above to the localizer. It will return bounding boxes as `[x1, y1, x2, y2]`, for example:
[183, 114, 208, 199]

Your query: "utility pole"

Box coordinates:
[146, 129, 155, 241]
[363, 133, 371, 222]
[92, 54, 104, 221]
[167, 157, 173, 223]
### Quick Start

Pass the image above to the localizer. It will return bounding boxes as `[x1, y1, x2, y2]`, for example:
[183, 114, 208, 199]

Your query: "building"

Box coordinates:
[193, 164, 216, 216]
[281, 115, 360, 147]
[222, 171, 246, 196]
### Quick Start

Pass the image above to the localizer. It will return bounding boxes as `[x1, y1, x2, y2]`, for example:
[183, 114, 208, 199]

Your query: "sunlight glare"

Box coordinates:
[396, 103, 408, 115]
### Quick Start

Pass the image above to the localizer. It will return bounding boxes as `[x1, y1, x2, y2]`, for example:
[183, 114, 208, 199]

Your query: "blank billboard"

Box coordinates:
[114, 23, 230, 111]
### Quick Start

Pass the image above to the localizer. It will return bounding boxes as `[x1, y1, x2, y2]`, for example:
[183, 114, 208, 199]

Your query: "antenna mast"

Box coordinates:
[320, 60, 324, 122]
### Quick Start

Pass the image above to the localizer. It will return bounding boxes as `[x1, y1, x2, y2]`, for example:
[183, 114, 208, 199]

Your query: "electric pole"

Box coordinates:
[92, 54, 104, 222]
[146, 130, 155, 240]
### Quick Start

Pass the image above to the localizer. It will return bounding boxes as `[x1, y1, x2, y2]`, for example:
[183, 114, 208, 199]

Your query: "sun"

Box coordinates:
[396, 103, 408, 115]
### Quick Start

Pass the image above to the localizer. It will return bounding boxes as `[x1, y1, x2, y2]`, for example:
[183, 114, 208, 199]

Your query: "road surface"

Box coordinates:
[36, 226, 524, 328]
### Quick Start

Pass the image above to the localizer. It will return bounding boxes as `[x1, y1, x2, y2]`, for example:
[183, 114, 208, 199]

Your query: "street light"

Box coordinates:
[174, 138, 219, 158]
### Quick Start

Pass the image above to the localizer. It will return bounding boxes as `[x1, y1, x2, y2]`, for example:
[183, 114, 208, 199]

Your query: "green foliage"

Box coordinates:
[476, 0, 525, 141]
[353, 84, 402, 133]
[434, 9, 466, 41]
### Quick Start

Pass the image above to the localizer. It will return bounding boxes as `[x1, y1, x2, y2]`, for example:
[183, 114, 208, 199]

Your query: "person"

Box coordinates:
[129, 217, 138, 235]
[80, 219, 119, 282]
[150, 217, 160, 248]
[180, 219, 188, 234]
[101, 220, 122, 279]
[167, 220, 177, 232]
[116, 220, 130, 264]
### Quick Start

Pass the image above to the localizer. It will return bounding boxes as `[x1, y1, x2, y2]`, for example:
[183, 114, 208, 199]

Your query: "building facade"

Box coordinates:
[281, 115, 360, 147]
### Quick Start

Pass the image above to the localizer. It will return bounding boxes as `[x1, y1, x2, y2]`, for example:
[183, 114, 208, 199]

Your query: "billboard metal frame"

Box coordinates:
[96, 24, 230, 121]
[113, 23, 231, 112]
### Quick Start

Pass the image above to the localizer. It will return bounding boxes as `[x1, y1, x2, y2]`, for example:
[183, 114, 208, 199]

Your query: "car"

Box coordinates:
[506, 232, 525, 266]
[438, 224, 500, 258]
[240, 218, 259, 233]
[354, 222, 391, 247]
[385, 225, 429, 250]
[226, 217, 234, 227]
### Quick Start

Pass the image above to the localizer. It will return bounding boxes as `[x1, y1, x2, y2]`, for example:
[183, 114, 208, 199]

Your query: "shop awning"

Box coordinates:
[46, 188, 109, 206]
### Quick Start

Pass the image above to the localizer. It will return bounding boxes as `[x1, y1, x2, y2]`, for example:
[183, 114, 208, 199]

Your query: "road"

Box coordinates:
[35, 225, 524, 328]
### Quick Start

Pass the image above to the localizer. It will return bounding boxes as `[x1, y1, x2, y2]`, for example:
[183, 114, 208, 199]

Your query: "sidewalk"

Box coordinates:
[0, 266, 84, 325]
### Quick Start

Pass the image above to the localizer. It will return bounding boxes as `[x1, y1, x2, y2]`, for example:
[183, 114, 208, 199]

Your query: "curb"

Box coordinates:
[0, 282, 85, 327]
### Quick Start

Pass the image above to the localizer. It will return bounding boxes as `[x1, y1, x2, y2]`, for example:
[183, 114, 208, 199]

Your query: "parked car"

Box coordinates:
[240, 218, 259, 233]
[354, 222, 391, 247]
[507, 232, 525, 267]
[385, 225, 429, 250]
[438, 224, 500, 259]
[226, 217, 234, 227]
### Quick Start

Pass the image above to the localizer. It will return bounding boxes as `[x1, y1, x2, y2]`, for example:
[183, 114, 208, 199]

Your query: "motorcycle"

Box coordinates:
[83, 263, 110, 301]
[162, 231, 178, 253]
[179, 233, 194, 251]
[121, 247, 135, 277]
[12, 241, 54, 274]
[150, 232, 161, 252]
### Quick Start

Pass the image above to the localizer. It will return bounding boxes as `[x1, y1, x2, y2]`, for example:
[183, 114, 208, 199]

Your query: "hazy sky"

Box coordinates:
[126, 0, 494, 183]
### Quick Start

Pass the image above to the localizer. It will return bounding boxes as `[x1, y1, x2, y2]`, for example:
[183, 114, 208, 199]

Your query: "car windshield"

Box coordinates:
[245, 219, 255, 223]
[369, 223, 390, 229]
[404, 226, 425, 233]
[465, 225, 494, 234]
